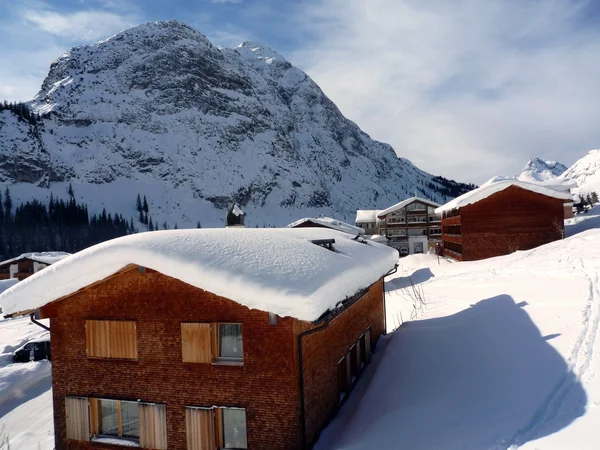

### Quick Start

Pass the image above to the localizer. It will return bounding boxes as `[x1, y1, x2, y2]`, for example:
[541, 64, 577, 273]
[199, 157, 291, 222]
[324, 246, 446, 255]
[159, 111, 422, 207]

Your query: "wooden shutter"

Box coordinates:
[181, 323, 212, 363]
[86, 320, 110, 358]
[109, 321, 137, 359]
[186, 408, 216, 450]
[65, 396, 90, 441]
[139, 403, 168, 450]
[86, 320, 137, 359]
[364, 328, 372, 363]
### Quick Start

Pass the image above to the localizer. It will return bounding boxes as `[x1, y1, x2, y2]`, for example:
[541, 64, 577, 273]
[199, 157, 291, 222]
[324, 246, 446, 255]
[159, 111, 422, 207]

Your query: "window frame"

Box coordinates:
[93, 398, 141, 444]
[213, 323, 244, 365]
[220, 407, 248, 450]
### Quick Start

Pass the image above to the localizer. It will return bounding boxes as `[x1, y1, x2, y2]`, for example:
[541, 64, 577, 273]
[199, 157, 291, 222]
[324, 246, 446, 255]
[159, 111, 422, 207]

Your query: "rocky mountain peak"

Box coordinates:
[0, 20, 473, 227]
[518, 158, 567, 182]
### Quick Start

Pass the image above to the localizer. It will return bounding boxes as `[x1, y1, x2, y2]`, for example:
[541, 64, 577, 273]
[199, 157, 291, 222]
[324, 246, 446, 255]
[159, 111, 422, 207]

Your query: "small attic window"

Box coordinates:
[311, 239, 335, 251]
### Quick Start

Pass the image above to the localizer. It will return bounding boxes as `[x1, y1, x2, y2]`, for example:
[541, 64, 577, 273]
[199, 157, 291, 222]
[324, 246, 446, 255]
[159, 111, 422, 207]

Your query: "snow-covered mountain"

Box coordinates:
[560, 150, 600, 197]
[517, 158, 568, 183]
[0, 20, 472, 228]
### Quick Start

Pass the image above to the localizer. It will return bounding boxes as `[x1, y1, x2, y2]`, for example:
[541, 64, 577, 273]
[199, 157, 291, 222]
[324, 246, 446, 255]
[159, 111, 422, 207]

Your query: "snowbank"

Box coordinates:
[0, 228, 398, 322]
[318, 229, 600, 450]
[436, 178, 573, 214]
[0, 316, 53, 449]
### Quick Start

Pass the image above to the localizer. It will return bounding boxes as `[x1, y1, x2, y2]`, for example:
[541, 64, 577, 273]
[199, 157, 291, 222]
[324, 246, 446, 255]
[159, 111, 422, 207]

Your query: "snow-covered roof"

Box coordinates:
[230, 204, 244, 217]
[0, 252, 71, 267]
[435, 177, 574, 214]
[366, 234, 388, 243]
[287, 217, 365, 235]
[377, 197, 440, 218]
[355, 210, 381, 223]
[0, 229, 398, 322]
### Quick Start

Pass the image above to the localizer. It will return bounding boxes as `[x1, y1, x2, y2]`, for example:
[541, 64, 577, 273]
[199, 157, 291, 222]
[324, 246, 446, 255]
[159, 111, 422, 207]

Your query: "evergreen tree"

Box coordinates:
[139, 210, 144, 224]
[136, 194, 142, 213]
[196, 221, 202, 228]
[4, 187, 12, 222]
[142, 196, 149, 214]
[174, 223, 178, 229]
[68, 183, 75, 198]
[148, 217, 154, 232]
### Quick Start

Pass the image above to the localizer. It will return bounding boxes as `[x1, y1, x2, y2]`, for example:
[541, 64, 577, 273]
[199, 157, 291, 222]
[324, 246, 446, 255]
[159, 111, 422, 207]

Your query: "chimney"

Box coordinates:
[226, 203, 245, 228]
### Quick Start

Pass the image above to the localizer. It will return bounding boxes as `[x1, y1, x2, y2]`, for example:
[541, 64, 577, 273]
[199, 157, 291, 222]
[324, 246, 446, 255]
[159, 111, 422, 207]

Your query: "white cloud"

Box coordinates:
[292, 0, 600, 183]
[23, 9, 136, 41]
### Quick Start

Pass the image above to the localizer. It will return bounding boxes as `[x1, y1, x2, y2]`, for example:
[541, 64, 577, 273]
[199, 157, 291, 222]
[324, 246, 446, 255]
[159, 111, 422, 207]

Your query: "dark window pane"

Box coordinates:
[222, 409, 247, 449]
[100, 400, 119, 436]
[121, 401, 139, 439]
[219, 324, 243, 360]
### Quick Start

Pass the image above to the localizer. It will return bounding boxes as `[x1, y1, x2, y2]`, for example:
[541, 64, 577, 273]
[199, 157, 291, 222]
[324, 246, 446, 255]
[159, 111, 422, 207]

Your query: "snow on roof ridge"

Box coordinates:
[435, 178, 573, 214]
[377, 196, 441, 218]
[0, 251, 71, 266]
[355, 210, 381, 223]
[0, 229, 397, 321]
[287, 217, 365, 235]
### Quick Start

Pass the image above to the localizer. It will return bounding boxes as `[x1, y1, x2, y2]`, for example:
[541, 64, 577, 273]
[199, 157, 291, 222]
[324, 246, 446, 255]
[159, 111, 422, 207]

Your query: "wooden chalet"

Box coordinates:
[0, 228, 398, 450]
[436, 180, 572, 261]
[0, 252, 69, 281]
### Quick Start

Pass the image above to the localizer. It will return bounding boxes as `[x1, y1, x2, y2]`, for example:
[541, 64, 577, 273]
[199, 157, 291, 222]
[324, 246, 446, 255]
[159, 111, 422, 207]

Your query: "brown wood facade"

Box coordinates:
[440, 186, 567, 261]
[0, 257, 49, 280]
[40, 268, 385, 450]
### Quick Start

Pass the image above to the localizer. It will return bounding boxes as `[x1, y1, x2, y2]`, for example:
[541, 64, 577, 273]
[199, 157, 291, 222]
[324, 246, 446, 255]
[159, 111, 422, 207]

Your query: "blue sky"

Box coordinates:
[2, 0, 600, 183]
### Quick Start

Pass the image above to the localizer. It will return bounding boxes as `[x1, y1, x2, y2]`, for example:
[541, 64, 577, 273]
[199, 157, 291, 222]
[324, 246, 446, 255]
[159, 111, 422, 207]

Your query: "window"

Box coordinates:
[97, 399, 139, 441]
[337, 327, 373, 402]
[181, 323, 244, 364]
[186, 407, 247, 450]
[268, 312, 277, 325]
[217, 324, 243, 362]
[86, 320, 137, 359]
[66, 396, 166, 449]
[222, 409, 247, 449]
[407, 202, 426, 211]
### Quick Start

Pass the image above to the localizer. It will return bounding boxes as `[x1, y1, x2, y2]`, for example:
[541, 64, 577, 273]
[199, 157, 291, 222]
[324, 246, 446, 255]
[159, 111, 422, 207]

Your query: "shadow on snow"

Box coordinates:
[316, 295, 586, 450]
[385, 268, 435, 292]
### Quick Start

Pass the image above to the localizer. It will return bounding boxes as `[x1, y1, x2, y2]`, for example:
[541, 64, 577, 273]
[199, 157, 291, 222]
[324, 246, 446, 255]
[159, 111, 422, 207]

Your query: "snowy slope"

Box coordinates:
[560, 149, 600, 198]
[0, 20, 471, 228]
[0, 317, 53, 449]
[518, 158, 567, 183]
[318, 229, 600, 450]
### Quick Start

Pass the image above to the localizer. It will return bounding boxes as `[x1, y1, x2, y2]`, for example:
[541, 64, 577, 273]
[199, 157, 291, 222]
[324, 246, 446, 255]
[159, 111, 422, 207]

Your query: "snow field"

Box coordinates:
[317, 229, 600, 449]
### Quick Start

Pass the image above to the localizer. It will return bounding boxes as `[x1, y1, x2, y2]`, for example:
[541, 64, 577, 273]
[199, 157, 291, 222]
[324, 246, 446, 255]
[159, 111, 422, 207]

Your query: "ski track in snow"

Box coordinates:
[507, 256, 600, 449]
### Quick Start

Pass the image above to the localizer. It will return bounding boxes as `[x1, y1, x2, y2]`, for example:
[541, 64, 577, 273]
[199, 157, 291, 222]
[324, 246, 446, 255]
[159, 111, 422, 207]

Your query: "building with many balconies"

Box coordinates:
[356, 197, 442, 255]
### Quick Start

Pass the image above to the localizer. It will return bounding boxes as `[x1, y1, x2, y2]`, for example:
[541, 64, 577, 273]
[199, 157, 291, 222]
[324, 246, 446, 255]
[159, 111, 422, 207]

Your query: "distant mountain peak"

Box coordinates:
[518, 158, 567, 182]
